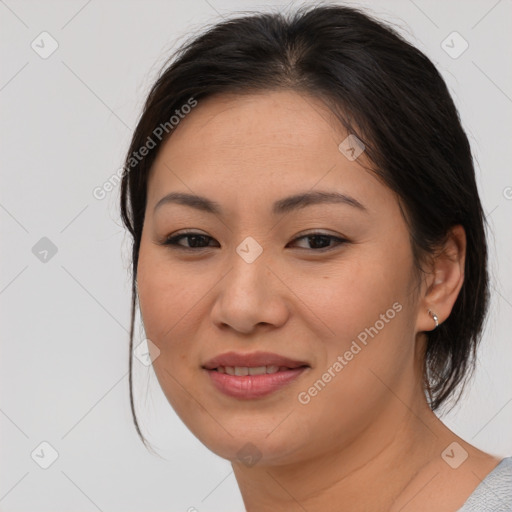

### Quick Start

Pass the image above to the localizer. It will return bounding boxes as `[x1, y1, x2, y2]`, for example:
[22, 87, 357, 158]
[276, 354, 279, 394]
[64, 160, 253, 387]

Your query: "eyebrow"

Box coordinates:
[153, 190, 368, 216]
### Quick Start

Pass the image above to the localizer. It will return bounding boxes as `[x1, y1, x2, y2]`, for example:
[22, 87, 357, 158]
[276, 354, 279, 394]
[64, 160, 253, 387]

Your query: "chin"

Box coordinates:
[189, 421, 309, 468]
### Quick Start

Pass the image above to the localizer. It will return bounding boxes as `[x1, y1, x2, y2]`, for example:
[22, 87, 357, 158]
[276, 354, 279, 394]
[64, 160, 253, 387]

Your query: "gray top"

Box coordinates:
[457, 456, 512, 511]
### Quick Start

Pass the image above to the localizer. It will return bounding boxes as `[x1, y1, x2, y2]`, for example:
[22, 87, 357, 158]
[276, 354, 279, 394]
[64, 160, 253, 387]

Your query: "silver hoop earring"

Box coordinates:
[428, 309, 439, 329]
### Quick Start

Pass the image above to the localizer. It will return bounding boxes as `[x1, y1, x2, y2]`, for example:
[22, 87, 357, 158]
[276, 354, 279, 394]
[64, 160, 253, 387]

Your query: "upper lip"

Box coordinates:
[202, 351, 310, 370]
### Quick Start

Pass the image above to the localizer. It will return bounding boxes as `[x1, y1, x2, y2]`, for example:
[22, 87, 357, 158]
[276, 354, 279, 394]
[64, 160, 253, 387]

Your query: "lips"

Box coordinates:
[202, 351, 309, 371]
[202, 351, 310, 399]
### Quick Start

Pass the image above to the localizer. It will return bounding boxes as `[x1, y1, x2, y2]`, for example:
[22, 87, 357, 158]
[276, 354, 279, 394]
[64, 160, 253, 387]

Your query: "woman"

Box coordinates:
[120, 4, 511, 511]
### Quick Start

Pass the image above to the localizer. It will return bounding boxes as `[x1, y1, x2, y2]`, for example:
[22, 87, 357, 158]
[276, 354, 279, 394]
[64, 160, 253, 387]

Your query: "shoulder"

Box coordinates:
[457, 456, 512, 512]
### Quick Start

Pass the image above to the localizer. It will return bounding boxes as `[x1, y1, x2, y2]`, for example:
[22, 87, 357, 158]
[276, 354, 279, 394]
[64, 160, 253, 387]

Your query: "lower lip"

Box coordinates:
[205, 367, 308, 399]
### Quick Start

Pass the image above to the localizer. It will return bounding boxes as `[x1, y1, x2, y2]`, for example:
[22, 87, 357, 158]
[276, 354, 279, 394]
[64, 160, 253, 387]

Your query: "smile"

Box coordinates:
[215, 365, 289, 375]
[202, 351, 310, 399]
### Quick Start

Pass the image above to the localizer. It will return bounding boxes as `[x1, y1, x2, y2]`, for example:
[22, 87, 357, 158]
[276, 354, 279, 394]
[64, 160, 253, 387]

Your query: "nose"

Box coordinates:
[210, 248, 290, 335]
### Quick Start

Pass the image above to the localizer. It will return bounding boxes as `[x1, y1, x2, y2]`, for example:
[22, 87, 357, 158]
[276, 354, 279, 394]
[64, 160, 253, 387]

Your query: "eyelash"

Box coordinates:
[160, 231, 348, 252]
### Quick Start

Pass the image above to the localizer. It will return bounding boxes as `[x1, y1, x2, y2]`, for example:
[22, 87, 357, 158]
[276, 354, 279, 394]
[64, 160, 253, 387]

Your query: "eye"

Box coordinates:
[161, 231, 219, 250]
[287, 232, 348, 251]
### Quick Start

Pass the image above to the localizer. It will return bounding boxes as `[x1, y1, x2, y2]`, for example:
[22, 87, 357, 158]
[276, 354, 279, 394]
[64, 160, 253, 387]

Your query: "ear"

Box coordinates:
[416, 225, 466, 332]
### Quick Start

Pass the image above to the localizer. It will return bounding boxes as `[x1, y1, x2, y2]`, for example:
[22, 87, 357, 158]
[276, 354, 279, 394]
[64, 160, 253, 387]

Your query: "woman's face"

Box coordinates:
[137, 90, 427, 466]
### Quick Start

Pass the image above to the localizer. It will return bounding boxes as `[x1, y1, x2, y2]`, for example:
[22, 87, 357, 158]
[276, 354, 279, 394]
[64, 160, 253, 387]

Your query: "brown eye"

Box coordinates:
[162, 232, 219, 250]
[288, 233, 348, 251]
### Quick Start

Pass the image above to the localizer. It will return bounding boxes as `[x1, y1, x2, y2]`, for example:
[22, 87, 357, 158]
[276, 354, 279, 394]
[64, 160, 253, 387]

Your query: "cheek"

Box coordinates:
[294, 299, 413, 447]
[137, 245, 200, 346]
[292, 249, 409, 343]
[136, 245, 204, 418]
[293, 245, 415, 400]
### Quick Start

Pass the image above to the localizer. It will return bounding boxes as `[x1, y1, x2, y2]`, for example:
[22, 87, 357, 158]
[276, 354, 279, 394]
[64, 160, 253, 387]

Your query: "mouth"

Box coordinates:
[211, 365, 307, 375]
[202, 350, 310, 371]
[202, 351, 310, 399]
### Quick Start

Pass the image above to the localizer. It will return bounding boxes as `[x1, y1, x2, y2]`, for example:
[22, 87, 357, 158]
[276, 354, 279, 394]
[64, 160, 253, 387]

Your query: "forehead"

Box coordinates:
[154, 91, 345, 164]
[146, 90, 396, 218]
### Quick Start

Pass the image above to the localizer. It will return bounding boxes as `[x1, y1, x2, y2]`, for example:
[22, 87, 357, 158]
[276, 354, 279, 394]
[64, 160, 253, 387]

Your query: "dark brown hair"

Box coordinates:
[120, 4, 490, 449]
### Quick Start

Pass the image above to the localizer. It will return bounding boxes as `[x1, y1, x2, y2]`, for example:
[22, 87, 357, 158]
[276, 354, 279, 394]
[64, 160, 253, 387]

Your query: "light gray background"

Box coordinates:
[1, 0, 511, 510]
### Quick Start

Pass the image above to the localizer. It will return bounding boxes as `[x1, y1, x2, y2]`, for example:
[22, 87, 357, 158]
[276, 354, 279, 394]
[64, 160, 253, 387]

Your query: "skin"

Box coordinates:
[136, 90, 501, 511]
